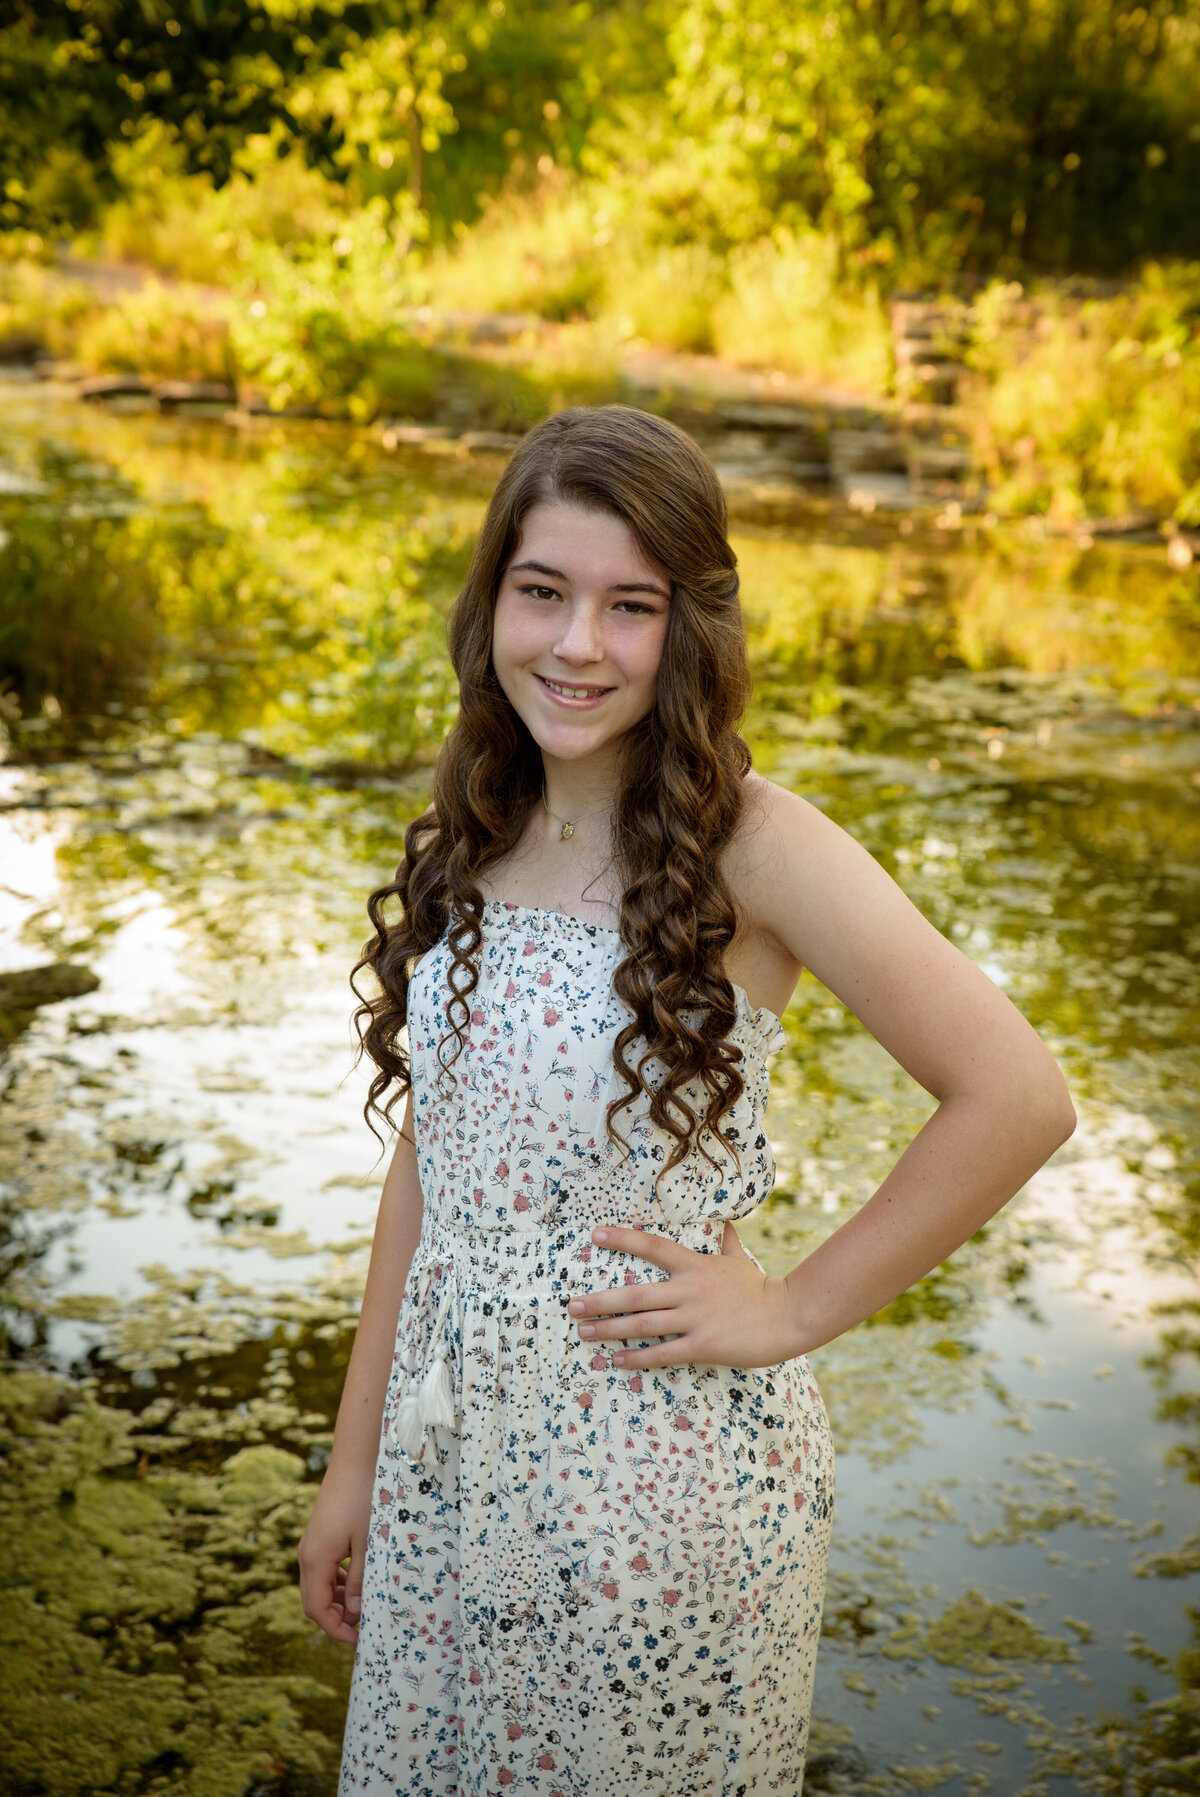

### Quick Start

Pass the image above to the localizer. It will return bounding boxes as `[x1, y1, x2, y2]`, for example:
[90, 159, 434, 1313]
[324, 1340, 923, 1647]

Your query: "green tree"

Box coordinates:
[664, 0, 1200, 277]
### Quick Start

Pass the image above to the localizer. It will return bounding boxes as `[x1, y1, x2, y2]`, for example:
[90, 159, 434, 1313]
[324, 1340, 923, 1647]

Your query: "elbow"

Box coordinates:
[1029, 1058, 1077, 1150]
[960, 1049, 1077, 1150]
[1048, 1091, 1077, 1148]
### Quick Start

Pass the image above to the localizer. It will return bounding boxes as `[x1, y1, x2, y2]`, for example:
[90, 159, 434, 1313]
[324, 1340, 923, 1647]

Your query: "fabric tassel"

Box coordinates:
[420, 1344, 455, 1431]
[386, 1262, 457, 1464]
[389, 1386, 427, 1461]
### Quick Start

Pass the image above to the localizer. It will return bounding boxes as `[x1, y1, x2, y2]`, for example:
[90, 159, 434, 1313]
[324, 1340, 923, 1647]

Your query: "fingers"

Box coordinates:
[299, 1547, 361, 1647]
[591, 1226, 692, 1269]
[303, 1574, 357, 1645]
[343, 1547, 365, 1635]
[571, 1281, 671, 1318]
[610, 1339, 697, 1371]
[577, 1308, 679, 1343]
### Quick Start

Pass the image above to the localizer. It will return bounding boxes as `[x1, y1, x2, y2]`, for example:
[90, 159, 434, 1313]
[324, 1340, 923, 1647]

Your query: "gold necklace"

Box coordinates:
[541, 783, 611, 842]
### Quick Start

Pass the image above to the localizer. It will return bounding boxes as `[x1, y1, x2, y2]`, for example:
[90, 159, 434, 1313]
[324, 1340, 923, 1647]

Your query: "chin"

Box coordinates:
[532, 730, 613, 761]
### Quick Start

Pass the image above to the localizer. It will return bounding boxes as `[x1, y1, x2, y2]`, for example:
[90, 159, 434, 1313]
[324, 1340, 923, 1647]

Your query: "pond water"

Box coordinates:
[1, 375, 1198, 1796]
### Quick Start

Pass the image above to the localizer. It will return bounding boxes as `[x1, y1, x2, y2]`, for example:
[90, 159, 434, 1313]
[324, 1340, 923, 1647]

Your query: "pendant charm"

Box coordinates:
[559, 821, 575, 840]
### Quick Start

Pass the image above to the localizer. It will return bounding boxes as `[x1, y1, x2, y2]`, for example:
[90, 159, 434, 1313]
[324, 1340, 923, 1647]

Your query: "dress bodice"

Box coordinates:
[386, 899, 793, 1469]
[407, 899, 787, 1235]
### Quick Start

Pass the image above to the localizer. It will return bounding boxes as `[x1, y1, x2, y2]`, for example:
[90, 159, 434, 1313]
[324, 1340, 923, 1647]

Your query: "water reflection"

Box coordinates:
[1, 377, 1198, 1793]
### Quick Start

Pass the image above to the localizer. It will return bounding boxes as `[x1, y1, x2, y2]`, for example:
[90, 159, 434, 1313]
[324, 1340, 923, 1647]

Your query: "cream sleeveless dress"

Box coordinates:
[339, 901, 835, 1796]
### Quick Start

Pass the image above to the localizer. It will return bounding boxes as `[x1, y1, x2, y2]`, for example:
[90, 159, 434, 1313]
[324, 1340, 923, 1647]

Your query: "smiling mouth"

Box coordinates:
[535, 674, 615, 700]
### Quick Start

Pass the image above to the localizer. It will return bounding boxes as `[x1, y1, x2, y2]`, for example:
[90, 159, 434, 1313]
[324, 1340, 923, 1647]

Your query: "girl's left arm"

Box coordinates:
[751, 780, 1077, 1353]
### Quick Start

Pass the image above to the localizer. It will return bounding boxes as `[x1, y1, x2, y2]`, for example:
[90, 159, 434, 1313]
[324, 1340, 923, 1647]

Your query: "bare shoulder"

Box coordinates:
[725, 771, 849, 945]
[716, 772, 848, 1008]
[727, 771, 1072, 1114]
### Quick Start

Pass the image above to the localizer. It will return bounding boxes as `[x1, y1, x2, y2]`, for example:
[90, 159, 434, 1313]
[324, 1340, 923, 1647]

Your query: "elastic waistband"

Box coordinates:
[383, 1215, 723, 1470]
[416, 1213, 718, 1292]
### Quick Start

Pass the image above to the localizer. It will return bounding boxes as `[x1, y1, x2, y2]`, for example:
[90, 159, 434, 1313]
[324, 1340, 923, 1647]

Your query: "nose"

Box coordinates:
[552, 600, 604, 665]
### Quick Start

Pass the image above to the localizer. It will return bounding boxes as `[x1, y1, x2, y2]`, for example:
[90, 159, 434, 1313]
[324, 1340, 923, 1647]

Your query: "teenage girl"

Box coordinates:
[299, 404, 1075, 1795]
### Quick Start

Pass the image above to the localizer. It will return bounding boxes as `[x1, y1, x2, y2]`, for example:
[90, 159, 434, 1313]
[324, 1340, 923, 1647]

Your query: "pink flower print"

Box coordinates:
[544, 1007, 559, 1025]
[514, 1193, 530, 1211]
[539, 969, 552, 986]
[523, 940, 537, 955]
[473, 1188, 484, 1206]
[564, 1090, 573, 1101]
[579, 1245, 591, 1261]
[379, 1522, 390, 1540]
[629, 1375, 643, 1393]
[379, 1489, 394, 1505]
[766, 1450, 781, 1466]
[794, 1491, 807, 1510]
[471, 1008, 485, 1026]
[602, 1581, 619, 1599]
[674, 1413, 692, 1430]
[505, 979, 518, 998]
[496, 1161, 509, 1178]
[662, 1589, 681, 1607]
[631, 1552, 649, 1571]
[506, 1724, 523, 1740]
[623, 1270, 637, 1285]
[792, 1456, 803, 1474]
[499, 1772, 514, 1786]
[537, 1754, 556, 1770]
[469, 1668, 483, 1685]
[578, 1391, 593, 1410]
[591, 1354, 607, 1370]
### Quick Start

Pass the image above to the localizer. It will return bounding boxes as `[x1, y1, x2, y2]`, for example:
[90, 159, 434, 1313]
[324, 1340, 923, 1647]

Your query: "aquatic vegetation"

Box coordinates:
[0, 1368, 349, 1797]
[921, 1594, 1078, 1669]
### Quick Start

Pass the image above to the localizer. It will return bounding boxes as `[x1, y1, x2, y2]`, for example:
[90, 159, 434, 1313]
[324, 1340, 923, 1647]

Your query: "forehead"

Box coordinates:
[508, 501, 670, 588]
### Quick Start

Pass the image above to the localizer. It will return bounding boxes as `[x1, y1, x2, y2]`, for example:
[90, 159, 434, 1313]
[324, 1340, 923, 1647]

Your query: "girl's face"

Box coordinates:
[492, 502, 672, 770]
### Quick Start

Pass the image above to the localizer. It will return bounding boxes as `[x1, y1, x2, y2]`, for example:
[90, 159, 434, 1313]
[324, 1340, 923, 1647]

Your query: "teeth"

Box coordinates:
[541, 677, 608, 699]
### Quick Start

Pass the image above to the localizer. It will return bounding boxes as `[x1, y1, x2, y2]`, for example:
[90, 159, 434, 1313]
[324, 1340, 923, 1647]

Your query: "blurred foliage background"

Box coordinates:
[1, 0, 1200, 519]
[4, 0, 1199, 274]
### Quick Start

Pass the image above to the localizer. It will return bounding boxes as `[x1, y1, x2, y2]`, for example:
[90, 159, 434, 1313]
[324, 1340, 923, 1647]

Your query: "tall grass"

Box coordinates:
[966, 266, 1200, 524]
[74, 282, 234, 382]
[711, 231, 891, 392]
[421, 181, 892, 388]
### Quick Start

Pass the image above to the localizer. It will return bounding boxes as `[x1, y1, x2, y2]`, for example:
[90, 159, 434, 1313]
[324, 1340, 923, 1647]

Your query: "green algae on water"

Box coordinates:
[0, 1367, 349, 1797]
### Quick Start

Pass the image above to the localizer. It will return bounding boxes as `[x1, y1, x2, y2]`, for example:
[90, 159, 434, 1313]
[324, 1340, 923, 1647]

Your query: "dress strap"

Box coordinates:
[386, 1256, 461, 1466]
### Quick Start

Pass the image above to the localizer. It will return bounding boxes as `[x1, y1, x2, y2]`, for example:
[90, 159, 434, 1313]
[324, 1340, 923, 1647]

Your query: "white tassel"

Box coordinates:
[386, 1262, 458, 1464]
[420, 1344, 456, 1430]
[390, 1386, 427, 1461]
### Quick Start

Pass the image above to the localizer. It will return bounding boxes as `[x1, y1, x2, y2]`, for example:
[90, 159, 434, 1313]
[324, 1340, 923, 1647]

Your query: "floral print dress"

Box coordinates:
[339, 901, 835, 1797]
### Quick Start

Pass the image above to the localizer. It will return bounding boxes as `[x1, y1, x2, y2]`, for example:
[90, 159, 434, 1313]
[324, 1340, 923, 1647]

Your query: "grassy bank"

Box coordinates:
[3, 172, 1199, 526]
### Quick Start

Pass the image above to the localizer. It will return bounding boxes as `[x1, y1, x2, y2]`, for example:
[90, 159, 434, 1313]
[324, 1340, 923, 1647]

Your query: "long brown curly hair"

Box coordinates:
[352, 403, 755, 1186]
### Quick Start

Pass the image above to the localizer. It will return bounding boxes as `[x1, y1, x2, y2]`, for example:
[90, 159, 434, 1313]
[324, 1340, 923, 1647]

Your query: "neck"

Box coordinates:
[540, 750, 620, 823]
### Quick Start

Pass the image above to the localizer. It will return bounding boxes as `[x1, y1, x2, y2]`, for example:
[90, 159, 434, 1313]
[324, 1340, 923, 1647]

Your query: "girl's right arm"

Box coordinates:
[298, 1094, 424, 1644]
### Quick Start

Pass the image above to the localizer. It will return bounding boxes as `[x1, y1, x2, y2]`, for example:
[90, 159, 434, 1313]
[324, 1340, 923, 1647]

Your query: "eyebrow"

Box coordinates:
[508, 559, 671, 601]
